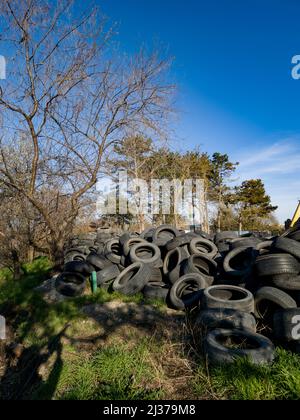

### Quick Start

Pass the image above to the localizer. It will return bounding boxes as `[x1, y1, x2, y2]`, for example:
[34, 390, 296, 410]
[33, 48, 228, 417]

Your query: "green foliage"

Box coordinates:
[0, 257, 51, 308]
[193, 348, 300, 400]
[207, 153, 239, 231]
[231, 179, 278, 230]
[234, 179, 276, 209]
[209, 152, 239, 195]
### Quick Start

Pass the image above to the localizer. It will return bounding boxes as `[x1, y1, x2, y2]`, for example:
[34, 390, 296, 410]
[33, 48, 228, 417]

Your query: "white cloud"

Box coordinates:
[239, 141, 296, 168]
[231, 138, 300, 223]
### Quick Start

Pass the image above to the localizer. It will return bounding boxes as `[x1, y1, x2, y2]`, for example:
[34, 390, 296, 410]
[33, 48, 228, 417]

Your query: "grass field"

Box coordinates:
[1, 259, 300, 400]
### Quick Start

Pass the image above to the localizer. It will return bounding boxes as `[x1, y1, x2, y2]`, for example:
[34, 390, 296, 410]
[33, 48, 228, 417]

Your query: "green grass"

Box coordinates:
[34, 341, 162, 400]
[192, 348, 300, 400]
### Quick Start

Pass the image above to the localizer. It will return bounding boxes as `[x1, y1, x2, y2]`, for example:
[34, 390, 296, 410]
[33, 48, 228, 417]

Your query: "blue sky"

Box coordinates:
[99, 0, 300, 222]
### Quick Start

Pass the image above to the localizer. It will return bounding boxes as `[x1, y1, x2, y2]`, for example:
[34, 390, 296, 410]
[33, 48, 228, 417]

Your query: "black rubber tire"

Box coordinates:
[273, 308, 300, 342]
[163, 247, 184, 284]
[254, 253, 300, 277]
[271, 274, 300, 291]
[188, 238, 218, 259]
[118, 264, 125, 272]
[223, 247, 255, 278]
[64, 246, 88, 256]
[104, 239, 122, 264]
[255, 241, 273, 255]
[119, 232, 132, 247]
[272, 237, 300, 260]
[119, 232, 140, 249]
[96, 232, 112, 243]
[165, 233, 195, 251]
[63, 260, 94, 276]
[217, 242, 230, 254]
[86, 253, 113, 271]
[254, 286, 297, 319]
[195, 309, 256, 332]
[140, 227, 156, 241]
[230, 237, 262, 250]
[123, 237, 147, 257]
[55, 272, 86, 297]
[96, 265, 120, 287]
[129, 242, 161, 266]
[202, 285, 254, 313]
[120, 255, 127, 268]
[204, 328, 275, 366]
[152, 225, 180, 247]
[288, 230, 300, 242]
[194, 230, 209, 239]
[143, 284, 169, 301]
[182, 254, 217, 285]
[169, 273, 207, 310]
[93, 243, 105, 254]
[214, 231, 238, 244]
[113, 262, 152, 295]
[64, 251, 86, 263]
[148, 267, 163, 284]
[181, 245, 191, 260]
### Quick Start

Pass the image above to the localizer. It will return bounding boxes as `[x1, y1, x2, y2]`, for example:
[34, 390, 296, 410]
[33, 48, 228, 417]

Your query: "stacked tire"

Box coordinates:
[55, 224, 300, 365]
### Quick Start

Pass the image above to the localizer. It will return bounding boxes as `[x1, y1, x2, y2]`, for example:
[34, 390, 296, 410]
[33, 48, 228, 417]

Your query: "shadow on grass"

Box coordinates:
[0, 264, 186, 400]
[0, 326, 66, 400]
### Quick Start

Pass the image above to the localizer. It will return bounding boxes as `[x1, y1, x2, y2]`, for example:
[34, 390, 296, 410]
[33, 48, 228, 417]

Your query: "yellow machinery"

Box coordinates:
[291, 201, 300, 227]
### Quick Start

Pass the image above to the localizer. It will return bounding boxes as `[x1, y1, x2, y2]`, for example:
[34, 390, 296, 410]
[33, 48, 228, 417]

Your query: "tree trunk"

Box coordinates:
[11, 250, 23, 280]
[137, 213, 145, 233]
[217, 192, 223, 232]
[50, 240, 65, 272]
[217, 211, 221, 232]
[27, 246, 34, 263]
[238, 221, 242, 235]
[174, 212, 178, 229]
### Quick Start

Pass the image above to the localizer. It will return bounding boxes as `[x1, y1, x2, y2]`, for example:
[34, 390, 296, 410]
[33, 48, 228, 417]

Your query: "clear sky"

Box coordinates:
[101, 0, 300, 222]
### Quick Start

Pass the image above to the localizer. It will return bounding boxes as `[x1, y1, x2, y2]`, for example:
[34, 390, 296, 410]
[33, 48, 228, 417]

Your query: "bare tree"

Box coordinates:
[0, 0, 175, 267]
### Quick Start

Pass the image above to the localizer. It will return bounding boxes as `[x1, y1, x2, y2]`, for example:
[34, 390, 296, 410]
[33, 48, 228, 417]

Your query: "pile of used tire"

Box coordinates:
[55, 225, 300, 366]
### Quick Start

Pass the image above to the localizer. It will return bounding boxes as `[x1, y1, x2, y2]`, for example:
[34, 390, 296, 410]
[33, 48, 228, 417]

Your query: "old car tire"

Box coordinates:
[104, 239, 122, 264]
[202, 285, 254, 313]
[163, 247, 185, 284]
[169, 273, 207, 310]
[223, 247, 255, 278]
[113, 262, 152, 295]
[129, 242, 161, 266]
[195, 308, 256, 332]
[96, 264, 120, 287]
[152, 225, 180, 247]
[272, 237, 300, 260]
[188, 238, 218, 259]
[143, 284, 169, 301]
[254, 286, 297, 319]
[182, 254, 217, 285]
[123, 237, 147, 257]
[63, 260, 94, 276]
[86, 252, 113, 271]
[254, 254, 300, 277]
[55, 272, 86, 297]
[204, 328, 275, 365]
